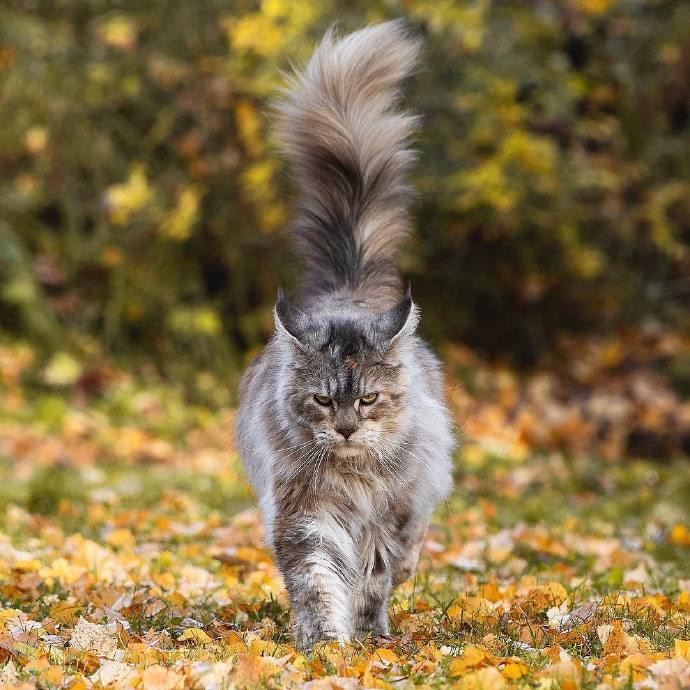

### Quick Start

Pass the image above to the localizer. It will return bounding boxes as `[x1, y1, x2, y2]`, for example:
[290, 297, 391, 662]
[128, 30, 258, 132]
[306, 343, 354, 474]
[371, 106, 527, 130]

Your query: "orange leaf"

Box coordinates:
[230, 654, 279, 685]
[600, 621, 638, 656]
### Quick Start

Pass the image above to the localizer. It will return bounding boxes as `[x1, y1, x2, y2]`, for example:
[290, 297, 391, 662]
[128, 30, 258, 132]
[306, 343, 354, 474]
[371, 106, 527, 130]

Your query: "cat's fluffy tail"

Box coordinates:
[274, 20, 420, 305]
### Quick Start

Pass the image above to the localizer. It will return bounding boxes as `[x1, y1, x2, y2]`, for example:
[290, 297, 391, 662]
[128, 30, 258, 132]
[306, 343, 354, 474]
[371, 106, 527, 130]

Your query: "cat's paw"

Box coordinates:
[293, 623, 351, 651]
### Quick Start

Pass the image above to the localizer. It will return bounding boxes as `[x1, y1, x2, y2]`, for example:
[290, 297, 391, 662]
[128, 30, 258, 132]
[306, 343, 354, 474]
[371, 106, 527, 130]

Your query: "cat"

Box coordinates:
[235, 19, 454, 650]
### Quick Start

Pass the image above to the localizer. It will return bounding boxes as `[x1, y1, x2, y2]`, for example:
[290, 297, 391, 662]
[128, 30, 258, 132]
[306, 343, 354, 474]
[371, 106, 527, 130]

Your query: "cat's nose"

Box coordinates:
[336, 425, 357, 440]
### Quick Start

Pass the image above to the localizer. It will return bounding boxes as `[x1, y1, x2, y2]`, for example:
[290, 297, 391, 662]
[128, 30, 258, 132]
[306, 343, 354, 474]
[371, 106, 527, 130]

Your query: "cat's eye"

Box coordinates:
[359, 392, 378, 405]
[313, 394, 331, 406]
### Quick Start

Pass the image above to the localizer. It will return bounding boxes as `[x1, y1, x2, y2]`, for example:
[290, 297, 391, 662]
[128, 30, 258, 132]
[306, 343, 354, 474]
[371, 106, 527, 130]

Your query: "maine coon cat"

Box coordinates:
[235, 20, 454, 649]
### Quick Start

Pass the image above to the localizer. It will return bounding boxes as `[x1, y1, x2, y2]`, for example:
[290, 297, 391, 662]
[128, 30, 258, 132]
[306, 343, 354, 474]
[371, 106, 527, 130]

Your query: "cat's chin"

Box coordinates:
[329, 442, 365, 459]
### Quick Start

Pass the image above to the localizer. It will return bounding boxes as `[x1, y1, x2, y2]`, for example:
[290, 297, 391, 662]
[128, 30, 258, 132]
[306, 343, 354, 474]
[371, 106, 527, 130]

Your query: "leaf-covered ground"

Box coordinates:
[1, 339, 690, 690]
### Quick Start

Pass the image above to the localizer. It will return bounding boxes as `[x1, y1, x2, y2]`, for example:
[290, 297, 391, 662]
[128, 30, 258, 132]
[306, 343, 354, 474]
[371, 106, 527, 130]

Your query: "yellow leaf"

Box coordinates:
[678, 591, 690, 612]
[43, 666, 64, 685]
[455, 666, 505, 690]
[235, 100, 263, 156]
[106, 164, 152, 225]
[98, 15, 137, 50]
[501, 660, 529, 679]
[126, 642, 160, 665]
[249, 638, 290, 656]
[449, 646, 487, 675]
[178, 628, 212, 644]
[0, 609, 23, 624]
[225, 15, 284, 57]
[68, 676, 89, 690]
[447, 596, 494, 622]
[373, 648, 399, 665]
[168, 306, 222, 337]
[234, 546, 270, 564]
[25, 126, 48, 154]
[543, 582, 569, 603]
[291, 653, 309, 672]
[153, 572, 176, 590]
[669, 524, 690, 547]
[141, 664, 185, 690]
[480, 581, 502, 603]
[222, 630, 248, 655]
[50, 602, 82, 625]
[12, 559, 42, 572]
[619, 653, 653, 680]
[160, 186, 201, 241]
[574, 0, 613, 16]
[106, 529, 135, 549]
[675, 639, 690, 659]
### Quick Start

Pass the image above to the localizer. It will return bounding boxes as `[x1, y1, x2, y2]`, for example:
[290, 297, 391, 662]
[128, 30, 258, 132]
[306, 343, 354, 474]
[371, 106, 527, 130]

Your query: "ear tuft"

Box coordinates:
[375, 288, 419, 343]
[274, 289, 311, 346]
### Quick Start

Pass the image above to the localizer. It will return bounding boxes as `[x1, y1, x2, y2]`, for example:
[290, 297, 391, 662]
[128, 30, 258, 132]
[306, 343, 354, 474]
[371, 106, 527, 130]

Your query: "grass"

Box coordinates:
[0, 449, 688, 688]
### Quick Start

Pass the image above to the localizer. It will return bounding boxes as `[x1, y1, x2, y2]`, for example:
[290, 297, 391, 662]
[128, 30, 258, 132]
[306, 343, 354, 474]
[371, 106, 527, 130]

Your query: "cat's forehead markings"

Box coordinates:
[344, 356, 359, 370]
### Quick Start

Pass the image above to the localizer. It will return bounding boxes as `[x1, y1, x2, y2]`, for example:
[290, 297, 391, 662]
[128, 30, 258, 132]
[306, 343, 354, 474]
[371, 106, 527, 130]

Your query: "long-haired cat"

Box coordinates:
[235, 20, 454, 649]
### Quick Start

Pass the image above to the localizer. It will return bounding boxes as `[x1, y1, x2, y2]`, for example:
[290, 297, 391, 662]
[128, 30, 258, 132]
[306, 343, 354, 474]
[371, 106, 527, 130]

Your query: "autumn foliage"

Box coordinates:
[1, 0, 689, 367]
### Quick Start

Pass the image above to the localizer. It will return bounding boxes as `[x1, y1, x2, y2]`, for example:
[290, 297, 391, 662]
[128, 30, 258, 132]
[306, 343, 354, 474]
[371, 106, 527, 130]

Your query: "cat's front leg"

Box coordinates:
[273, 511, 357, 649]
[354, 548, 392, 639]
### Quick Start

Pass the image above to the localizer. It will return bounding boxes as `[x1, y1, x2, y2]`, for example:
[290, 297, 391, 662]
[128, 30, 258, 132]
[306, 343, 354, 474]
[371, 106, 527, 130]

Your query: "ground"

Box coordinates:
[1, 340, 689, 689]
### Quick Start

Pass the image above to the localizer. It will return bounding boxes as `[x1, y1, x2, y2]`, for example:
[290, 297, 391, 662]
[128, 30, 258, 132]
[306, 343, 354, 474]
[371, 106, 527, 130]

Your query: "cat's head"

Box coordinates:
[274, 291, 418, 459]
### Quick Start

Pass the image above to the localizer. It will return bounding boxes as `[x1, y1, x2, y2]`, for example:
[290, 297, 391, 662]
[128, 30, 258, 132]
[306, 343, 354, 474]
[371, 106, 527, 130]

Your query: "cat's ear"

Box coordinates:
[375, 287, 419, 343]
[274, 289, 311, 347]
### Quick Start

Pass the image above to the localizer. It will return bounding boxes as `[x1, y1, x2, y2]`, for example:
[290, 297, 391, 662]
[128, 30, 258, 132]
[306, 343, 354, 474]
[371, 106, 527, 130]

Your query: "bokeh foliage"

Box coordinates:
[1, 0, 689, 373]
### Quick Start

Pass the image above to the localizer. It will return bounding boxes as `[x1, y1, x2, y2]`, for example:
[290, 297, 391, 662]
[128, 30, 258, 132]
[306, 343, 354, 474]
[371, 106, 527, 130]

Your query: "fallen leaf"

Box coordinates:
[372, 648, 399, 665]
[455, 666, 505, 690]
[179, 628, 213, 645]
[69, 618, 119, 659]
[676, 639, 690, 659]
[141, 664, 185, 690]
[449, 645, 488, 675]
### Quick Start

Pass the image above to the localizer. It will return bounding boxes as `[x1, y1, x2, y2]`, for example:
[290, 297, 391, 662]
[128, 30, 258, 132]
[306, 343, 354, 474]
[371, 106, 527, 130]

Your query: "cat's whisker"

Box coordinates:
[308, 446, 328, 496]
[282, 443, 325, 480]
[275, 438, 320, 457]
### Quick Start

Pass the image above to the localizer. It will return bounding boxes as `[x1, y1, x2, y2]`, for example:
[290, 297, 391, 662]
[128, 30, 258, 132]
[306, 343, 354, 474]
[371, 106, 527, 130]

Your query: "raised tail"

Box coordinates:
[274, 20, 420, 307]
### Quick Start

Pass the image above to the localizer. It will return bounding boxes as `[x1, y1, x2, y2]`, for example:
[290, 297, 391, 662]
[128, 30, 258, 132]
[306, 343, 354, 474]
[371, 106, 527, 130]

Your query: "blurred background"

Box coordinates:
[0, 0, 689, 503]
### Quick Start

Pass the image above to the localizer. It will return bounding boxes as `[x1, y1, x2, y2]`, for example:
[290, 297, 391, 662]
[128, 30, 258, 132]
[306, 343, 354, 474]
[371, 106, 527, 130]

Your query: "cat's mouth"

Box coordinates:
[329, 439, 364, 457]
